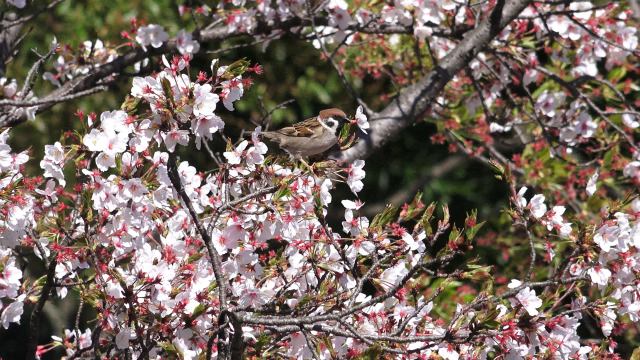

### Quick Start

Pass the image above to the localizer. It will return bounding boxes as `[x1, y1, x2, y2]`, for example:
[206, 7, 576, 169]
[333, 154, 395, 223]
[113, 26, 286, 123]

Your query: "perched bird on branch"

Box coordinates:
[261, 108, 350, 158]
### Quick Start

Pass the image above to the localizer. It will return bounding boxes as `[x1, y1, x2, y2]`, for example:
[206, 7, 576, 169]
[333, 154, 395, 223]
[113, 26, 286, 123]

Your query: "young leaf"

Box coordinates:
[370, 204, 398, 229]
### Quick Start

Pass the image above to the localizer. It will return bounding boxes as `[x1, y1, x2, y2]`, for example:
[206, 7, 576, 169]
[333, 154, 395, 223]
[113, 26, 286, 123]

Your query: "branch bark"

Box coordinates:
[1, 0, 532, 173]
[0, 13, 24, 76]
[333, 0, 533, 162]
[25, 253, 58, 360]
[0, 15, 418, 128]
[165, 153, 233, 359]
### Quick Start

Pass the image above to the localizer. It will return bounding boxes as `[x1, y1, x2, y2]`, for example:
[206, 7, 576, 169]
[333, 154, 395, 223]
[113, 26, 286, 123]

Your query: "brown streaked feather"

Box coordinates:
[273, 116, 319, 137]
[264, 108, 347, 142]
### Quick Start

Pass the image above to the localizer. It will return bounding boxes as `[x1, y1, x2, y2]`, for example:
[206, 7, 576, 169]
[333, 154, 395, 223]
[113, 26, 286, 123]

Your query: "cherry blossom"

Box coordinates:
[6, 0, 25, 8]
[2, 1, 640, 358]
[175, 29, 200, 55]
[135, 24, 169, 50]
[0, 251, 22, 299]
[536, 91, 565, 118]
[528, 194, 547, 219]
[220, 77, 243, 111]
[513, 286, 543, 316]
[586, 171, 598, 196]
[1, 294, 25, 329]
[346, 159, 365, 194]
[354, 105, 369, 133]
[622, 113, 639, 129]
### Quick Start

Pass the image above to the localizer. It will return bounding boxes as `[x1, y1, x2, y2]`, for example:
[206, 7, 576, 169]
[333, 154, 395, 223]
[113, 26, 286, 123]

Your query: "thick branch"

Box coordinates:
[0, 13, 24, 76]
[0, 15, 418, 128]
[333, 0, 533, 162]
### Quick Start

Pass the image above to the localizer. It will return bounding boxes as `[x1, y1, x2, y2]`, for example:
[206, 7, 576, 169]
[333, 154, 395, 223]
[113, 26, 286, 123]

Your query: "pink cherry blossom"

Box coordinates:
[513, 286, 542, 316]
[135, 24, 169, 50]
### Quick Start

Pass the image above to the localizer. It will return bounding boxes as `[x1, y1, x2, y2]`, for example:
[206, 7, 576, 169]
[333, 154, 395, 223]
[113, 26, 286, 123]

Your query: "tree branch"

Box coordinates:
[165, 153, 232, 359]
[333, 0, 533, 162]
[0, 13, 24, 76]
[25, 253, 58, 360]
[0, 14, 420, 128]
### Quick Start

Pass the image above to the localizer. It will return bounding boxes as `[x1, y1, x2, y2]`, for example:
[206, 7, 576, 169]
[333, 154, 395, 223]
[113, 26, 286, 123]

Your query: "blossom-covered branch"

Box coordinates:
[0, 0, 639, 359]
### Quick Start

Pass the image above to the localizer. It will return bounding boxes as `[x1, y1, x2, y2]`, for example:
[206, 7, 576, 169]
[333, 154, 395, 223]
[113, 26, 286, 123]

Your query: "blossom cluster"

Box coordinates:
[208, 0, 462, 54]
[42, 39, 118, 88]
[42, 23, 200, 88]
[2, 0, 640, 357]
[0, 51, 618, 359]
[516, 186, 573, 239]
[0, 129, 30, 330]
[2, 55, 411, 359]
[475, 3, 638, 153]
[569, 201, 640, 337]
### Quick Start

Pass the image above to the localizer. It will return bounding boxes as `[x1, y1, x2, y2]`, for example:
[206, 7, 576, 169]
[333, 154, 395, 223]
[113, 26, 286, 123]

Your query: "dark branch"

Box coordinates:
[25, 253, 58, 360]
[333, 0, 532, 162]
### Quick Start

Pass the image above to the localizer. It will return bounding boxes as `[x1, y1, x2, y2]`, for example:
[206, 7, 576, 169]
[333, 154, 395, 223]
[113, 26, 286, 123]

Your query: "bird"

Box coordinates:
[261, 108, 350, 158]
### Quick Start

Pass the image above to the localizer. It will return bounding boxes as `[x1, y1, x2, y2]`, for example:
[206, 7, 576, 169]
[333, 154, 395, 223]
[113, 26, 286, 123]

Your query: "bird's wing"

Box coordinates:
[277, 116, 318, 137]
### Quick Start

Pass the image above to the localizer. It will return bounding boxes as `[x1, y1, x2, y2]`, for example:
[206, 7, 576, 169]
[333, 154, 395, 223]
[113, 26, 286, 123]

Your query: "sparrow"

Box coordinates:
[262, 108, 350, 158]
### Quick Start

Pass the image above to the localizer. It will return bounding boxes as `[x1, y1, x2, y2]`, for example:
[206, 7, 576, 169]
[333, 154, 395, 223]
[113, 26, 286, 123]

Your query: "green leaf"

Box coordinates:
[187, 253, 203, 263]
[188, 303, 206, 321]
[466, 221, 486, 241]
[34, 275, 48, 287]
[338, 122, 352, 141]
[464, 264, 493, 281]
[370, 204, 398, 229]
[338, 123, 357, 150]
[420, 202, 437, 236]
[400, 191, 424, 221]
[273, 183, 293, 200]
[221, 58, 250, 79]
[607, 66, 627, 83]
[441, 204, 450, 225]
[355, 344, 384, 360]
[160, 77, 175, 109]
[488, 159, 505, 179]
[158, 341, 179, 355]
[253, 333, 273, 357]
[602, 147, 617, 167]
[448, 225, 460, 242]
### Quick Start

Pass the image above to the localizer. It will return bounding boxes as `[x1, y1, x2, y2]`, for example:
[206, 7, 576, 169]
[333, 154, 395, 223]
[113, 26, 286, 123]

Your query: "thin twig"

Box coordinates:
[0, 86, 107, 107]
[1, 0, 66, 29]
[25, 252, 58, 360]
[305, 0, 373, 115]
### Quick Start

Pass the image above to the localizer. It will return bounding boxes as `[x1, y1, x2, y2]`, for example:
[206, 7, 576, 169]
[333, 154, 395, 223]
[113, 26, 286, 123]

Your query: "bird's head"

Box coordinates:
[318, 108, 349, 136]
